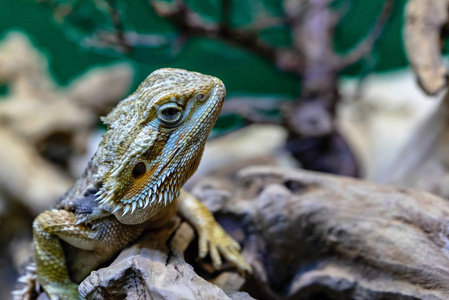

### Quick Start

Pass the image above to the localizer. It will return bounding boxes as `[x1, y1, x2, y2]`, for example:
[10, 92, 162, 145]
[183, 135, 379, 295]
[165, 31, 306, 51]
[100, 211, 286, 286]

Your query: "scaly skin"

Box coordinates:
[30, 68, 251, 300]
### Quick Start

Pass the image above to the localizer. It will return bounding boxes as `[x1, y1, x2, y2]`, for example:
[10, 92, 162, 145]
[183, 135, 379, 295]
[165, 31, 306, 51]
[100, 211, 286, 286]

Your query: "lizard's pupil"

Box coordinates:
[162, 108, 178, 118]
[157, 103, 182, 127]
[132, 162, 146, 178]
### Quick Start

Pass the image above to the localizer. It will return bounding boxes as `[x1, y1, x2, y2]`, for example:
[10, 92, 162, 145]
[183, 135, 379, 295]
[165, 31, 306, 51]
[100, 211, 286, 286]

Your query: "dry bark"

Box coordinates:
[404, 0, 449, 95]
[383, 0, 449, 196]
[0, 128, 71, 214]
[374, 92, 449, 197]
[78, 218, 253, 300]
[193, 166, 449, 300]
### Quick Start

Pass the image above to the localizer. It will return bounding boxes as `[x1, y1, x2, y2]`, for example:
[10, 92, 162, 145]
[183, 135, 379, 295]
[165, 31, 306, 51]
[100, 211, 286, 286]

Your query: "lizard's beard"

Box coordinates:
[110, 140, 205, 225]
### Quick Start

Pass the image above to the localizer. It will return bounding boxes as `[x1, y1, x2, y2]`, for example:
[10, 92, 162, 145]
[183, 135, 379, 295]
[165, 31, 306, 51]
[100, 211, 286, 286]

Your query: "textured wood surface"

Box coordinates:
[404, 0, 449, 95]
[78, 218, 253, 300]
[194, 166, 449, 299]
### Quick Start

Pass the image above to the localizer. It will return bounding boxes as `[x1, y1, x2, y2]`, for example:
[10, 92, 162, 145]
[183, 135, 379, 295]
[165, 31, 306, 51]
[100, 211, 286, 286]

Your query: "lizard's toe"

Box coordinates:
[219, 244, 252, 274]
[196, 225, 251, 273]
[209, 242, 223, 269]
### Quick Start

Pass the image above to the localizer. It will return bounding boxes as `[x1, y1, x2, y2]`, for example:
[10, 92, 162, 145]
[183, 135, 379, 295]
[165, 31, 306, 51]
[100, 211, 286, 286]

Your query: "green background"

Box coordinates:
[0, 0, 408, 94]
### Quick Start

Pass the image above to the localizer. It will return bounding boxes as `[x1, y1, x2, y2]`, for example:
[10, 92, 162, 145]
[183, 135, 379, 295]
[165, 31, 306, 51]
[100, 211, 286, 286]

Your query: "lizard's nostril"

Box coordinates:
[196, 93, 206, 101]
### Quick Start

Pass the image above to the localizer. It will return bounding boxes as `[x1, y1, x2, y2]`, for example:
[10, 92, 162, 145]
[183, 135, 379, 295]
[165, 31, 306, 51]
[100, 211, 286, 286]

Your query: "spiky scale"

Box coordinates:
[122, 205, 131, 216]
[158, 193, 163, 205]
[163, 192, 168, 206]
[112, 205, 123, 214]
[151, 193, 157, 204]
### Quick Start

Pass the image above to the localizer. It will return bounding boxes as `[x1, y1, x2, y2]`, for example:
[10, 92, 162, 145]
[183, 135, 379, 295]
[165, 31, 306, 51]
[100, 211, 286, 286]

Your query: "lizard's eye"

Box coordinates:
[132, 162, 146, 179]
[157, 103, 182, 127]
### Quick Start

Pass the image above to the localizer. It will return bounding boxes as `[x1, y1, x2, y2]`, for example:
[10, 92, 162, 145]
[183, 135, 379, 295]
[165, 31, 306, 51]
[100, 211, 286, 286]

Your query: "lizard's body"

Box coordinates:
[16, 68, 250, 300]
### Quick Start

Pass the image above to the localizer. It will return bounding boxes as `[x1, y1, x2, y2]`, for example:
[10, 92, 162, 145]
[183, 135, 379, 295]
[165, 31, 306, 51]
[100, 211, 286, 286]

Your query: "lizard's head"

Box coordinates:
[93, 68, 225, 224]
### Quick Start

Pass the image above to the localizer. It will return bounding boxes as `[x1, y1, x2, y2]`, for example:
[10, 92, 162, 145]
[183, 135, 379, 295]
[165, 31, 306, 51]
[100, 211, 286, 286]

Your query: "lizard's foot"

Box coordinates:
[44, 282, 81, 300]
[177, 190, 251, 273]
[197, 223, 252, 273]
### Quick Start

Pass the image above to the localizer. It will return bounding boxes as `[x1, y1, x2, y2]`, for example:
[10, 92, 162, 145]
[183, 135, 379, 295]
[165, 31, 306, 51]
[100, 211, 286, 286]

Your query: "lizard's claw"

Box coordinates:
[197, 223, 252, 274]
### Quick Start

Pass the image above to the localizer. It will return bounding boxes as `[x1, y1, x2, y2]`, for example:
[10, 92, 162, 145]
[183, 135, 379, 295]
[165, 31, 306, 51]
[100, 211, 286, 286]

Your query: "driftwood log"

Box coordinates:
[375, 92, 449, 197]
[378, 0, 449, 196]
[67, 166, 449, 299]
[78, 219, 252, 300]
[404, 0, 449, 96]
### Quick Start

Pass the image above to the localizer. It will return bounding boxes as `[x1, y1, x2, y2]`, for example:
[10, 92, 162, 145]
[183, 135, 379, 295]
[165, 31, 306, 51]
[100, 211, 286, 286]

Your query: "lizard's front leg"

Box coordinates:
[177, 189, 252, 273]
[33, 209, 144, 300]
[33, 210, 88, 300]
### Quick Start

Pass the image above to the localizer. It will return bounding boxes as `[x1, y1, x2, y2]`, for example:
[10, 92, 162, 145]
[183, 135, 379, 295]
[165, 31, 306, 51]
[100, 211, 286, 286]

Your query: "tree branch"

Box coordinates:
[105, 0, 131, 52]
[82, 31, 169, 51]
[338, 0, 394, 69]
[150, 0, 303, 74]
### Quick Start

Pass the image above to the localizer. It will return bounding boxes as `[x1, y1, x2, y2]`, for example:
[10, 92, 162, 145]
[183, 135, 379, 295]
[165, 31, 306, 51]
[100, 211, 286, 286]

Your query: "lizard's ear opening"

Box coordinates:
[132, 162, 146, 179]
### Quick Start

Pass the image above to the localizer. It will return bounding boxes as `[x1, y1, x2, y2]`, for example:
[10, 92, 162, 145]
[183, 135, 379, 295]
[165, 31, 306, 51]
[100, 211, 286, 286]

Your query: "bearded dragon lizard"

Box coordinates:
[15, 68, 250, 300]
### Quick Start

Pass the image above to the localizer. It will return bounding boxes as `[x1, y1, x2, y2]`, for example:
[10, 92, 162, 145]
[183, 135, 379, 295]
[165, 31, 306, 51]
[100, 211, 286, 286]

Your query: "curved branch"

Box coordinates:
[403, 0, 449, 95]
[338, 0, 394, 69]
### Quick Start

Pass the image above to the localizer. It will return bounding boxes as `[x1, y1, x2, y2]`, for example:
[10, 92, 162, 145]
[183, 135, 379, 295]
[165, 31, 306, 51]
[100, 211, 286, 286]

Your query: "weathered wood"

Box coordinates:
[382, 0, 449, 197]
[78, 218, 253, 300]
[193, 166, 449, 300]
[404, 0, 449, 95]
[375, 93, 449, 197]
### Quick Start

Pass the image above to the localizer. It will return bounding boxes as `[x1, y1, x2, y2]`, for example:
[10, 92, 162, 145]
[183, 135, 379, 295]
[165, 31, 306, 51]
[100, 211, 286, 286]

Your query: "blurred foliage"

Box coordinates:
[0, 0, 408, 132]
